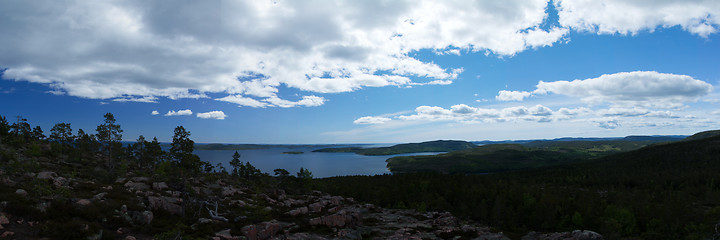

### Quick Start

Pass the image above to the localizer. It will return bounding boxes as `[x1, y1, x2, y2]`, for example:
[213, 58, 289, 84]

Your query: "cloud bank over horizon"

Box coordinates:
[1, 0, 718, 111]
[359, 71, 715, 132]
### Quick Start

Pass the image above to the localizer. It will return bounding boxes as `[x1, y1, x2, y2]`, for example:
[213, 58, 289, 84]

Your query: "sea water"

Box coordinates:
[194, 146, 442, 178]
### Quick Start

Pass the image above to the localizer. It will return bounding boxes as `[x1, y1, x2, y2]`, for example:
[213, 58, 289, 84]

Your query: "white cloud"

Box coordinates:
[113, 96, 158, 103]
[264, 95, 326, 108]
[555, 0, 720, 37]
[2, 1, 716, 110]
[596, 119, 621, 129]
[197, 111, 227, 120]
[0, 0, 563, 107]
[535, 71, 713, 108]
[151, 110, 159, 115]
[392, 104, 572, 123]
[354, 116, 392, 125]
[496, 90, 532, 101]
[165, 109, 193, 116]
[216, 95, 269, 108]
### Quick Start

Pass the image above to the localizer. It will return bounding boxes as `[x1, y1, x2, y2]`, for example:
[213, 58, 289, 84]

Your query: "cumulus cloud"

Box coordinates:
[197, 111, 227, 120]
[390, 104, 580, 123]
[1, 1, 715, 110]
[165, 109, 192, 116]
[354, 116, 392, 125]
[216, 95, 269, 108]
[151, 110, 159, 115]
[496, 90, 532, 101]
[596, 119, 621, 129]
[555, 0, 720, 37]
[535, 71, 713, 108]
[0, 0, 568, 107]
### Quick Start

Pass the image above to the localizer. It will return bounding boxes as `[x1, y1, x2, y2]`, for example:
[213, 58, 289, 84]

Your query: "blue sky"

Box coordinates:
[1, 0, 720, 143]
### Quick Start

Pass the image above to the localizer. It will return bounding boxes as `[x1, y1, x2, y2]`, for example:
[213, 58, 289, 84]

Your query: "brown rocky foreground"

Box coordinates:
[0, 168, 603, 239]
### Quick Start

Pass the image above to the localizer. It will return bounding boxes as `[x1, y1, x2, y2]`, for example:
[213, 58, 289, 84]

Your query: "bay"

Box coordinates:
[194, 146, 443, 178]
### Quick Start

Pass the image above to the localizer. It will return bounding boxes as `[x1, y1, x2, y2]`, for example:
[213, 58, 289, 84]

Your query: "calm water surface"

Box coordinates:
[194, 146, 442, 178]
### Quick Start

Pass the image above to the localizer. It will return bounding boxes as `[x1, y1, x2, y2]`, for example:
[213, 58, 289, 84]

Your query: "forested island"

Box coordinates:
[1, 112, 720, 239]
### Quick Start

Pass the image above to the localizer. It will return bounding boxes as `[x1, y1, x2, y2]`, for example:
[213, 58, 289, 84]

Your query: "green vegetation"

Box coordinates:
[0, 113, 318, 239]
[386, 138, 680, 174]
[683, 129, 720, 141]
[313, 140, 476, 155]
[316, 133, 720, 239]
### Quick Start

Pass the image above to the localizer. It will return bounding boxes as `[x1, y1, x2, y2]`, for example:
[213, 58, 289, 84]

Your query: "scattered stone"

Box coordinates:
[229, 199, 247, 207]
[129, 210, 154, 225]
[115, 177, 127, 183]
[124, 181, 150, 191]
[309, 200, 328, 213]
[215, 228, 239, 240]
[15, 189, 27, 196]
[130, 177, 150, 182]
[152, 182, 168, 191]
[309, 211, 360, 228]
[0, 214, 9, 228]
[76, 199, 92, 206]
[148, 196, 183, 215]
[286, 206, 308, 216]
[37, 171, 57, 180]
[241, 220, 287, 240]
[221, 186, 243, 197]
[0, 177, 16, 186]
[53, 176, 69, 187]
[1, 231, 14, 237]
[93, 192, 108, 201]
[35, 202, 50, 213]
[124, 236, 137, 240]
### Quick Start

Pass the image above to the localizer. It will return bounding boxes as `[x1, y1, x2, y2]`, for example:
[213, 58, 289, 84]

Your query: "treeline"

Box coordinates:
[316, 134, 720, 239]
[0, 113, 315, 185]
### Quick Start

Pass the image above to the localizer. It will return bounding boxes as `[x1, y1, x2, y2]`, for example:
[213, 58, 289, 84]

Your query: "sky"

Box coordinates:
[1, 0, 720, 144]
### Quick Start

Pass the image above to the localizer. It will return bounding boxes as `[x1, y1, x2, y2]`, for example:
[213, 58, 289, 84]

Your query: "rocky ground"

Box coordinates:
[0, 159, 603, 240]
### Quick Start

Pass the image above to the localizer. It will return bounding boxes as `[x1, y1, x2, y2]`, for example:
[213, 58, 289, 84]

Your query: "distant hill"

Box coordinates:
[313, 140, 476, 156]
[387, 135, 686, 174]
[682, 129, 720, 141]
[472, 135, 685, 145]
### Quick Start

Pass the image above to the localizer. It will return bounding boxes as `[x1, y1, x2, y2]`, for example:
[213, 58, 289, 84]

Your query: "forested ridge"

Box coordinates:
[318, 133, 720, 239]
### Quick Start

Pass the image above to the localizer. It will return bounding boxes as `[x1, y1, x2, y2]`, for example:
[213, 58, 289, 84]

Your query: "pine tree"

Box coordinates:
[96, 113, 123, 172]
[230, 151, 241, 176]
[96, 113, 123, 157]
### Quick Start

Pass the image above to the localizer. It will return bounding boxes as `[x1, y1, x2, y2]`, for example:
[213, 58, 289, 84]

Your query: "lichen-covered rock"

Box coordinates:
[309, 211, 360, 228]
[130, 210, 154, 225]
[76, 199, 91, 206]
[221, 186, 243, 197]
[92, 192, 107, 201]
[286, 206, 308, 216]
[53, 176, 69, 187]
[130, 177, 150, 182]
[15, 189, 27, 196]
[241, 220, 288, 240]
[37, 171, 57, 180]
[147, 196, 183, 215]
[215, 228, 240, 240]
[124, 181, 150, 191]
[152, 182, 168, 191]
